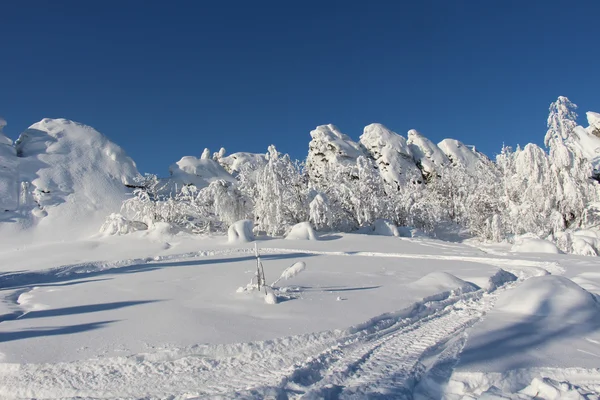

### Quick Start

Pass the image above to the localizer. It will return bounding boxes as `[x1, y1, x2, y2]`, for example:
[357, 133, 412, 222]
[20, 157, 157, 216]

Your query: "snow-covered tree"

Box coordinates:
[254, 145, 308, 235]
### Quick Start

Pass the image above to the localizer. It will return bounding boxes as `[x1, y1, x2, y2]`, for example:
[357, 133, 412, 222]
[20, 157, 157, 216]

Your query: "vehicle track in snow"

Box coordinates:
[0, 246, 559, 399]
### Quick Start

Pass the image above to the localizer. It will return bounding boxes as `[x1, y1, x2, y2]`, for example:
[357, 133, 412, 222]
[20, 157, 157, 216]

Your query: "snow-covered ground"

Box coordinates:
[0, 232, 598, 399]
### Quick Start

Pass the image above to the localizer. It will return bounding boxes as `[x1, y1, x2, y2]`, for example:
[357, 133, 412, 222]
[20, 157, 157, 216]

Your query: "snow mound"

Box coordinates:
[360, 124, 422, 186]
[285, 222, 318, 240]
[484, 268, 518, 292]
[494, 275, 599, 319]
[169, 156, 235, 189]
[99, 213, 148, 236]
[406, 129, 449, 178]
[372, 219, 400, 237]
[413, 272, 479, 294]
[264, 291, 278, 305]
[227, 219, 255, 243]
[511, 238, 561, 254]
[13, 118, 139, 238]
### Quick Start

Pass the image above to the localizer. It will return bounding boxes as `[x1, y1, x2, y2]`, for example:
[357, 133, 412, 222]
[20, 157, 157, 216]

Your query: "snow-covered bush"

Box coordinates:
[100, 213, 148, 235]
[285, 222, 318, 240]
[372, 219, 400, 237]
[227, 219, 255, 243]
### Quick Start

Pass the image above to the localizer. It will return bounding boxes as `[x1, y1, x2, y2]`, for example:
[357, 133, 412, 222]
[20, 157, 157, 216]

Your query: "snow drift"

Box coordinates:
[495, 275, 598, 320]
[511, 238, 561, 254]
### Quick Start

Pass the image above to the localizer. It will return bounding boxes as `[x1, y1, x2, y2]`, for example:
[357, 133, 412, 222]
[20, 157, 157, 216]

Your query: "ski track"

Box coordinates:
[0, 246, 564, 399]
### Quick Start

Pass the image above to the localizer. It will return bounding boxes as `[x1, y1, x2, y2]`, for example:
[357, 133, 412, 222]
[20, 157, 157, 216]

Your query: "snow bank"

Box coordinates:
[169, 156, 235, 189]
[413, 272, 479, 294]
[511, 238, 561, 254]
[495, 275, 598, 319]
[99, 213, 148, 236]
[11, 118, 139, 239]
[285, 222, 318, 240]
[227, 219, 255, 243]
[372, 219, 400, 237]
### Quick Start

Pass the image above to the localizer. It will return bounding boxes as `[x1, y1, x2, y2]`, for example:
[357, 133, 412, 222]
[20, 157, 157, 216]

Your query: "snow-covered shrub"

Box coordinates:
[285, 222, 318, 240]
[100, 213, 147, 235]
[254, 145, 308, 236]
[227, 219, 255, 243]
[372, 219, 400, 237]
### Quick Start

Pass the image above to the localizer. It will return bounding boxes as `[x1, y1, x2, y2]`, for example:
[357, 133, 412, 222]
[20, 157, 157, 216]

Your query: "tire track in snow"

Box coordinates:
[0, 246, 561, 398]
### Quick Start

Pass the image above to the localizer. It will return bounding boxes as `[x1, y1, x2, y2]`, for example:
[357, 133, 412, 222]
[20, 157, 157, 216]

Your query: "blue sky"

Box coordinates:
[1, 0, 599, 174]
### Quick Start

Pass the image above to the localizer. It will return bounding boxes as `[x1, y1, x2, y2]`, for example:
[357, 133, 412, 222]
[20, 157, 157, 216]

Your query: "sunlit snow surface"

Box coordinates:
[0, 232, 598, 399]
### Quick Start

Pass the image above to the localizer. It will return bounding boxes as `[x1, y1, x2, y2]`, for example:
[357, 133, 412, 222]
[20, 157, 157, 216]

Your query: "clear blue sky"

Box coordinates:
[1, 0, 599, 174]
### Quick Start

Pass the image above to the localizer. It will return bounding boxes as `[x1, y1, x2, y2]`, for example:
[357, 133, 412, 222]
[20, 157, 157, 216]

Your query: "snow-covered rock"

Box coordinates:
[169, 156, 235, 189]
[227, 219, 255, 243]
[511, 238, 561, 254]
[306, 124, 365, 181]
[285, 222, 318, 240]
[437, 138, 489, 169]
[99, 213, 148, 236]
[219, 152, 267, 174]
[494, 275, 598, 320]
[406, 129, 449, 178]
[372, 219, 400, 237]
[0, 119, 18, 211]
[360, 123, 422, 187]
[13, 118, 139, 238]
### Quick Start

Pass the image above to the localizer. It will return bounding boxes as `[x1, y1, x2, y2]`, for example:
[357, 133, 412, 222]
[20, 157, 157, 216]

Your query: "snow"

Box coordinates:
[274, 261, 306, 283]
[285, 221, 318, 240]
[360, 123, 422, 186]
[168, 155, 235, 189]
[372, 218, 400, 236]
[511, 238, 561, 254]
[99, 213, 148, 235]
[406, 129, 449, 177]
[219, 152, 267, 174]
[227, 219, 255, 243]
[3, 118, 139, 241]
[306, 124, 365, 181]
[438, 138, 489, 168]
[0, 126, 18, 211]
[0, 231, 597, 398]
[494, 275, 598, 319]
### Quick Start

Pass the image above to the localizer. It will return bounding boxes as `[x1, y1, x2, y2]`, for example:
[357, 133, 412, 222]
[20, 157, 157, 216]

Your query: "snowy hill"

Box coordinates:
[1, 118, 139, 241]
